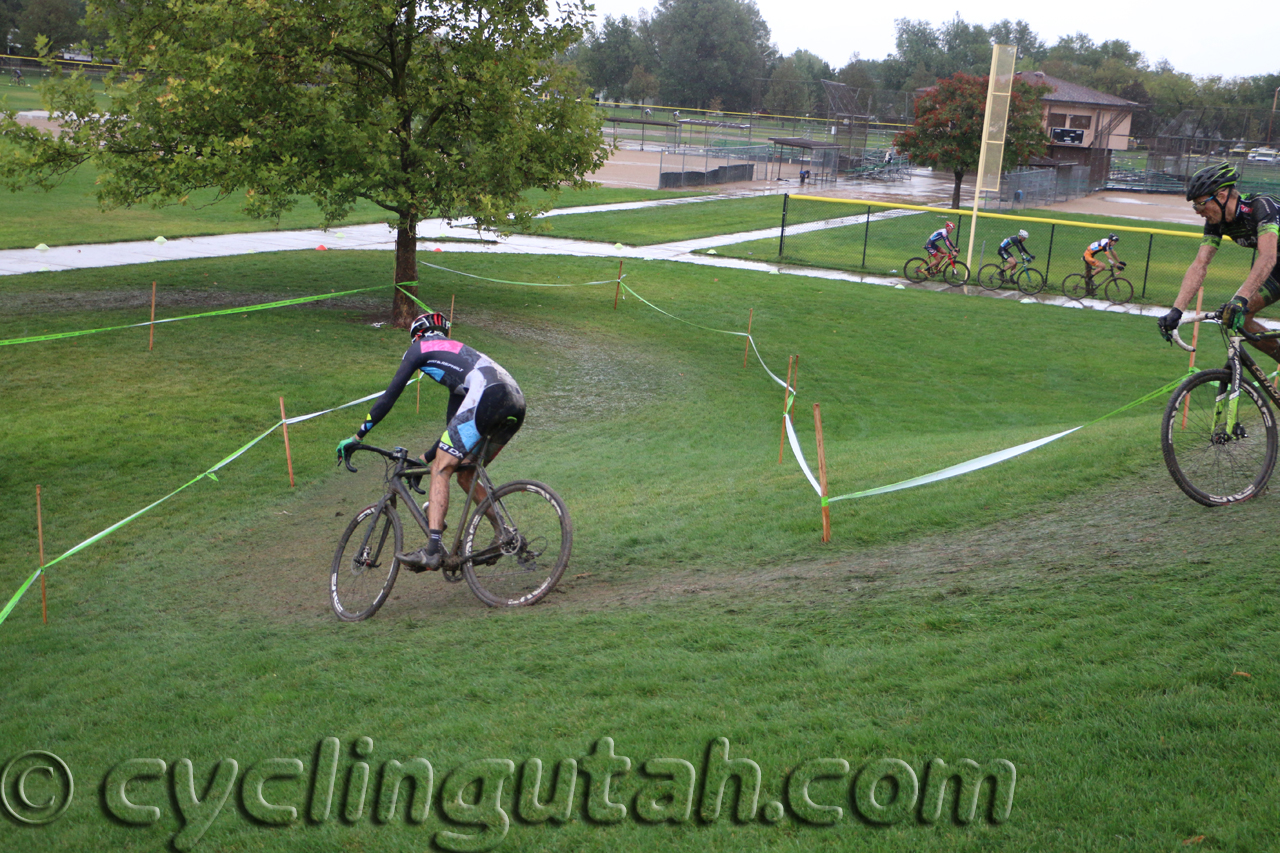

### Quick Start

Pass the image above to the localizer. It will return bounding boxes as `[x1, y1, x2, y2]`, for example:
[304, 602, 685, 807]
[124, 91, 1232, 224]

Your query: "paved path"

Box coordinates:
[0, 191, 1169, 320]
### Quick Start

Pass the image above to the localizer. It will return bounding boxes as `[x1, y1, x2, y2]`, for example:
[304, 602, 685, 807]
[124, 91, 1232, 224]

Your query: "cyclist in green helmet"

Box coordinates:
[1157, 162, 1280, 361]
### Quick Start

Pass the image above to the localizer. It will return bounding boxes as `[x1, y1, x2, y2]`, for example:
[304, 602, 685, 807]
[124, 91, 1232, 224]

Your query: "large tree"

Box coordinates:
[13, 0, 85, 56]
[895, 71, 1049, 209]
[0, 0, 607, 325]
[649, 0, 774, 112]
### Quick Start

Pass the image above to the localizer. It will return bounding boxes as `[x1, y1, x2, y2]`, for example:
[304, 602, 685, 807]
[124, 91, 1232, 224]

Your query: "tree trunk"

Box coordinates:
[391, 221, 419, 328]
[952, 169, 964, 210]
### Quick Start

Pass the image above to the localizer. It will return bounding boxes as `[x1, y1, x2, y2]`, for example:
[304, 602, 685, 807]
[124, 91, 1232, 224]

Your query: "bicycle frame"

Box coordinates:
[346, 442, 511, 572]
[1171, 313, 1280, 433]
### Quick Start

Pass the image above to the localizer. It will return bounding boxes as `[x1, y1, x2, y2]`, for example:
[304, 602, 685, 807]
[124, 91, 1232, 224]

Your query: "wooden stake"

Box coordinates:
[448, 294, 455, 335]
[742, 308, 753, 368]
[148, 281, 157, 351]
[813, 403, 831, 543]
[1182, 286, 1205, 429]
[279, 397, 295, 488]
[779, 355, 795, 463]
[614, 260, 624, 310]
[37, 484, 46, 625]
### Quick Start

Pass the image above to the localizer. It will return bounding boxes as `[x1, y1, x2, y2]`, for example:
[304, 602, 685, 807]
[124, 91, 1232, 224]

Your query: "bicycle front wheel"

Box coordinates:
[1016, 267, 1046, 295]
[904, 257, 929, 283]
[1162, 368, 1278, 506]
[462, 480, 572, 607]
[977, 264, 1006, 291]
[331, 502, 403, 621]
[1104, 276, 1133, 305]
[943, 261, 969, 287]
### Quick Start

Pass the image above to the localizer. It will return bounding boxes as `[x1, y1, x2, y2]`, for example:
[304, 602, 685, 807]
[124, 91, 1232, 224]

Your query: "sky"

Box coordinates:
[582, 0, 1280, 81]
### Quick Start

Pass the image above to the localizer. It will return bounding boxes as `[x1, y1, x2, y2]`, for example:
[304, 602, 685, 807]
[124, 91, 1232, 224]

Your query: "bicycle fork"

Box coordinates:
[1211, 348, 1249, 443]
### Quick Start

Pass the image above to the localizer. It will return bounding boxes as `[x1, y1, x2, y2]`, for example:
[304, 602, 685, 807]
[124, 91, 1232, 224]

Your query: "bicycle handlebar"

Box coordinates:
[340, 442, 430, 475]
[1170, 310, 1276, 353]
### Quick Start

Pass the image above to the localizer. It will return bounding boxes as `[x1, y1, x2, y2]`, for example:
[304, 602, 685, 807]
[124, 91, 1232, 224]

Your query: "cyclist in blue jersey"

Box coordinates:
[1157, 162, 1280, 361]
[336, 312, 526, 570]
[998, 229, 1034, 276]
[923, 221, 957, 275]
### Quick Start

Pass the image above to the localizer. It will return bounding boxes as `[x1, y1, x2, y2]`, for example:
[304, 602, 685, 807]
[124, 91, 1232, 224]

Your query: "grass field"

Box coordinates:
[0, 152, 693, 250]
[710, 200, 1256, 308]
[3, 248, 1280, 852]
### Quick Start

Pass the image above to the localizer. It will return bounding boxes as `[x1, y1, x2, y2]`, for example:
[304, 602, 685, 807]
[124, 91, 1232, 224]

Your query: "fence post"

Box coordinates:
[1142, 234, 1154, 299]
[862, 205, 871, 269]
[37, 485, 46, 625]
[1045, 224, 1056, 281]
[779, 194, 789, 258]
[813, 403, 830, 543]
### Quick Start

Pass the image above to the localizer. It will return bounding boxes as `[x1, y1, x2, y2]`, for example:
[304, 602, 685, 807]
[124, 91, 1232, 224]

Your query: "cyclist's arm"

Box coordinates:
[1172, 243, 1218, 311]
[356, 352, 422, 438]
[1236, 229, 1278, 305]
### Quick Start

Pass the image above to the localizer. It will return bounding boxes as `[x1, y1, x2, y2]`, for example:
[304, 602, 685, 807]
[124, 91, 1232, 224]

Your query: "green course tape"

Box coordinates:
[826, 372, 1195, 503]
[0, 569, 42, 627]
[418, 260, 621, 288]
[0, 422, 283, 628]
[0, 284, 390, 347]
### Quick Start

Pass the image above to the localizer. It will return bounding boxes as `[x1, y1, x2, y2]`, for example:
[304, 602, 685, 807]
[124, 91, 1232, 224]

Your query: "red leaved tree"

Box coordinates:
[896, 72, 1050, 209]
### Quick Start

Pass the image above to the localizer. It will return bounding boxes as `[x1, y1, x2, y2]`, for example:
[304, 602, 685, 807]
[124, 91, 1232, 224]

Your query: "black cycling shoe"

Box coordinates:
[396, 545, 443, 572]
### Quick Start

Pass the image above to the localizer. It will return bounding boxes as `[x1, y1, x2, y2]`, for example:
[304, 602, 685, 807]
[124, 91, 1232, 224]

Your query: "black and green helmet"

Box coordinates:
[1185, 162, 1240, 201]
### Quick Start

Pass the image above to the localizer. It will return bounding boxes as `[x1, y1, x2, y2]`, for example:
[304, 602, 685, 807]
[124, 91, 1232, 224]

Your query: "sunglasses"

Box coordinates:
[1191, 194, 1218, 211]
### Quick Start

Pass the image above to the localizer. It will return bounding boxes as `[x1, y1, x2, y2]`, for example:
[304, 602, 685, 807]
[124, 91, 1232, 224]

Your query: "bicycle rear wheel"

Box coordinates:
[904, 257, 929, 283]
[1016, 267, 1046, 295]
[977, 264, 1006, 291]
[1062, 274, 1089, 300]
[462, 480, 572, 607]
[1104, 276, 1133, 305]
[1162, 368, 1278, 506]
[330, 502, 403, 620]
[943, 261, 969, 287]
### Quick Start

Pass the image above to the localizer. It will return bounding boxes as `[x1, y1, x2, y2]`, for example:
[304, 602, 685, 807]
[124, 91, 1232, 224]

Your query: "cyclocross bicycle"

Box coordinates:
[331, 441, 572, 619]
[904, 252, 970, 287]
[977, 256, 1046, 295]
[1061, 265, 1133, 305]
[1164, 309, 1280, 506]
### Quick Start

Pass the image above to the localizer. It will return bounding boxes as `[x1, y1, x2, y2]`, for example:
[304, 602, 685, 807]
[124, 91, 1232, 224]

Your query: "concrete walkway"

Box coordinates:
[0, 191, 1169, 320]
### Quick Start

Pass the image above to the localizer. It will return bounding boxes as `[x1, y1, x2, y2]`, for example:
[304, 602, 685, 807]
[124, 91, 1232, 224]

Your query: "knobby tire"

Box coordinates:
[330, 502, 403, 621]
[1162, 368, 1278, 506]
[462, 480, 572, 607]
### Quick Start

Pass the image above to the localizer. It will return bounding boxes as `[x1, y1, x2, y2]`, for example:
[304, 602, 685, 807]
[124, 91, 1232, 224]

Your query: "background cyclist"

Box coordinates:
[337, 312, 526, 570]
[1083, 233, 1123, 285]
[998, 229, 1034, 277]
[923, 220, 958, 275]
[1157, 162, 1280, 361]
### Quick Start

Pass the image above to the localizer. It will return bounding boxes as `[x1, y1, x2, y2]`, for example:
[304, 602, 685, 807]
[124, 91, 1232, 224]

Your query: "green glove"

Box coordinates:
[1221, 295, 1250, 333]
[336, 435, 361, 461]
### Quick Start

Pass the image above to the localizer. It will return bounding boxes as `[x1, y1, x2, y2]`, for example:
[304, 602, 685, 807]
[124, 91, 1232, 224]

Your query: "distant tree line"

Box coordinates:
[2, 0, 90, 57]
[569, 2, 1280, 137]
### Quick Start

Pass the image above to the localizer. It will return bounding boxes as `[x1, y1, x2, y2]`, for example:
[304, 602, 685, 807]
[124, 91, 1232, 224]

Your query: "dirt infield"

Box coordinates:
[589, 144, 1202, 226]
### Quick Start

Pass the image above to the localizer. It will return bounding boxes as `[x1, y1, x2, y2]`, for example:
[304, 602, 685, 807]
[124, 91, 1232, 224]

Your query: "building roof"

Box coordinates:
[1015, 71, 1138, 109]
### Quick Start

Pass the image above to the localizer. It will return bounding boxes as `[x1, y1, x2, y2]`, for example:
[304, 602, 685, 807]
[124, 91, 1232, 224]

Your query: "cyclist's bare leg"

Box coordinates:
[426, 451, 461, 532]
[455, 465, 499, 526]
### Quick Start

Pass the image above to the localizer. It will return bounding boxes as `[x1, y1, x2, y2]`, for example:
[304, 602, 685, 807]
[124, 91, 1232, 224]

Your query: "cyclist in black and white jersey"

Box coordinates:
[1157, 162, 1280, 361]
[337, 312, 526, 570]
[998, 230, 1033, 276]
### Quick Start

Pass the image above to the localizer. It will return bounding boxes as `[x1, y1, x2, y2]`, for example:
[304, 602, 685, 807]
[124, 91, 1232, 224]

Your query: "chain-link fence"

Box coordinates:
[656, 145, 770, 188]
[772, 194, 1257, 309]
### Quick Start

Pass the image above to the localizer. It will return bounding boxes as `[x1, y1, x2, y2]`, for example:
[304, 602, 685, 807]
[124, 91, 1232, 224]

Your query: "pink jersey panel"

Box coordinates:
[420, 339, 465, 354]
